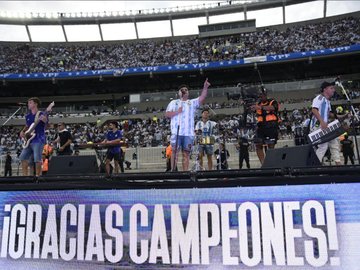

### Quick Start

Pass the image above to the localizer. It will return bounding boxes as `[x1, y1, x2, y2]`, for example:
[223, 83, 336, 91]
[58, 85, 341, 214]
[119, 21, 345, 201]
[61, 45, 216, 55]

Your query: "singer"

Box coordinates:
[165, 79, 210, 171]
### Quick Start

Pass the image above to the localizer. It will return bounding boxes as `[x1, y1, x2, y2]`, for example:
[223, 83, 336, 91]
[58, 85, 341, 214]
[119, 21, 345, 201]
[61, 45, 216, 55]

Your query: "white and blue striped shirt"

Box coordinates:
[166, 98, 200, 136]
[311, 94, 331, 129]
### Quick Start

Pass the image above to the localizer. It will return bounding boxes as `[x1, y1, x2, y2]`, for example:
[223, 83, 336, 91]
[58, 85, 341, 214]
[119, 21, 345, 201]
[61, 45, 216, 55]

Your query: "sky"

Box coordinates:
[0, 0, 359, 42]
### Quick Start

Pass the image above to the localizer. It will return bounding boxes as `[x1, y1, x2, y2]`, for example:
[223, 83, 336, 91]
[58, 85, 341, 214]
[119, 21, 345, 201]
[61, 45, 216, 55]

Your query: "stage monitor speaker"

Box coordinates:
[262, 144, 321, 168]
[47, 155, 99, 175]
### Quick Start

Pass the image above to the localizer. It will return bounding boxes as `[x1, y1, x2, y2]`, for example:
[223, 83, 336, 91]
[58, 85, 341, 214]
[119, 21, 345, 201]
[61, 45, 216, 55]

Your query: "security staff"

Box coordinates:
[340, 134, 355, 165]
[236, 137, 250, 169]
[251, 87, 279, 165]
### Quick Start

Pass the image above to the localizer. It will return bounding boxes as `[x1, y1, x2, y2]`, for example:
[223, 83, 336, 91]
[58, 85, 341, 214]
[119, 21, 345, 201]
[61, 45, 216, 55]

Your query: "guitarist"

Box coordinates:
[19, 97, 48, 177]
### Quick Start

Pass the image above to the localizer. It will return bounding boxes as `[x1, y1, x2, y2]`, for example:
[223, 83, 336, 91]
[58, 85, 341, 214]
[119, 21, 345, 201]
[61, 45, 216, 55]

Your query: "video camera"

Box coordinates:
[227, 84, 266, 104]
[227, 84, 267, 128]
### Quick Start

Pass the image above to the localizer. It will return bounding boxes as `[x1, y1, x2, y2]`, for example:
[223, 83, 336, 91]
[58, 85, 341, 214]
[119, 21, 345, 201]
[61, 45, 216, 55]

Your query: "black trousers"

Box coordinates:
[344, 153, 355, 165]
[166, 158, 171, 172]
[4, 166, 12, 177]
[239, 153, 250, 169]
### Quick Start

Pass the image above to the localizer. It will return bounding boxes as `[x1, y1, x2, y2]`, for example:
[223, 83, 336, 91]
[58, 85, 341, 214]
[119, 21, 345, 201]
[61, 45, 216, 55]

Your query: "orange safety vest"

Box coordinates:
[165, 145, 172, 158]
[42, 158, 49, 172]
[256, 99, 279, 123]
[42, 144, 53, 157]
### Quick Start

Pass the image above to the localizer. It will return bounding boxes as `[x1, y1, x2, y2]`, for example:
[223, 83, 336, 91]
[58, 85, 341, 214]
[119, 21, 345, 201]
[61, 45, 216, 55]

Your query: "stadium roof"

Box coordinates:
[0, 0, 311, 25]
[0, 0, 359, 42]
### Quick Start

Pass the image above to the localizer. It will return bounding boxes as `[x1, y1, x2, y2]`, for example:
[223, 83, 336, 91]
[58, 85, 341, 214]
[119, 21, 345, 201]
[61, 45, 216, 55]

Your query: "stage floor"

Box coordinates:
[0, 165, 359, 191]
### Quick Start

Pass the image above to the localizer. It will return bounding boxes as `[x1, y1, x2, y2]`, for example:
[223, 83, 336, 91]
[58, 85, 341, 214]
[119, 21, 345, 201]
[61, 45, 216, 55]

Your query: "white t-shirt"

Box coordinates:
[166, 98, 200, 136]
[311, 94, 331, 129]
[195, 120, 217, 136]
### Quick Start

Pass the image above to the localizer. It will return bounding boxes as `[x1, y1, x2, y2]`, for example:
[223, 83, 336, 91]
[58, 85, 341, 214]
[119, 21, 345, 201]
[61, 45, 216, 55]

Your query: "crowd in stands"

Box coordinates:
[0, 17, 359, 74]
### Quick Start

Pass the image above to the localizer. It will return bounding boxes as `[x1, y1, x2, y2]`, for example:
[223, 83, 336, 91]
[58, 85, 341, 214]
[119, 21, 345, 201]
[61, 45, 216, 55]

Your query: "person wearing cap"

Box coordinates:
[251, 87, 279, 165]
[310, 81, 346, 165]
[165, 78, 210, 171]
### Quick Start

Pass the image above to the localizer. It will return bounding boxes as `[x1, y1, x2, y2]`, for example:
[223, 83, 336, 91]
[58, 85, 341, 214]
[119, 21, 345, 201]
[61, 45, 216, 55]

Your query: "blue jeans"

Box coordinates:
[198, 145, 214, 156]
[171, 135, 194, 152]
[19, 143, 44, 163]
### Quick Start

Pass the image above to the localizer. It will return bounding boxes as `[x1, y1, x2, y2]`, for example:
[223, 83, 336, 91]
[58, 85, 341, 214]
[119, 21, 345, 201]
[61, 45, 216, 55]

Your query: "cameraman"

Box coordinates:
[251, 88, 279, 165]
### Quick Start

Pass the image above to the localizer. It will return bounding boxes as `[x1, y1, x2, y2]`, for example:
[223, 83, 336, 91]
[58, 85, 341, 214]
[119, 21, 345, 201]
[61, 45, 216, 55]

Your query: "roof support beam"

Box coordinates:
[169, 16, 174, 36]
[133, 19, 139, 39]
[61, 24, 68, 42]
[25, 24, 32, 42]
[244, 4, 247, 21]
[282, 0, 286, 24]
[98, 23, 104, 41]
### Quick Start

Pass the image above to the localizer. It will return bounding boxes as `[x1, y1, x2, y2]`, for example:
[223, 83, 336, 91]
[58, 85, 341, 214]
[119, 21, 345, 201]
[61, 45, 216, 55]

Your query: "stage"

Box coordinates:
[0, 165, 359, 191]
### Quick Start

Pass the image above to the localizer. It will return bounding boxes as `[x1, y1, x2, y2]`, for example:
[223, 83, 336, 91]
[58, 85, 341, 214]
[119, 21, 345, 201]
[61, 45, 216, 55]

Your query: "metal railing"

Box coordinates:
[1, 137, 359, 176]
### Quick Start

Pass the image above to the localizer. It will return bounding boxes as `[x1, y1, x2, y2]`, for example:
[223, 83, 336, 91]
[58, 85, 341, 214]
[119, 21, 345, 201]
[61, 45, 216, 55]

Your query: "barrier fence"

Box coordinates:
[1, 137, 360, 176]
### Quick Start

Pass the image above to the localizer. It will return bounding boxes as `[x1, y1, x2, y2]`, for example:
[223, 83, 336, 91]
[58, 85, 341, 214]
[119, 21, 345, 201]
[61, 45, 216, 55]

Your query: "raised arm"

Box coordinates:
[199, 78, 211, 105]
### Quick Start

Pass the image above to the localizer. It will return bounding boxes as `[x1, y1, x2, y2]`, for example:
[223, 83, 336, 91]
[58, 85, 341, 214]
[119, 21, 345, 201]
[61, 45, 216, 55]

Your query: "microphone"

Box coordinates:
[334, 76, 341, 85]
[17, 102, 27, 106]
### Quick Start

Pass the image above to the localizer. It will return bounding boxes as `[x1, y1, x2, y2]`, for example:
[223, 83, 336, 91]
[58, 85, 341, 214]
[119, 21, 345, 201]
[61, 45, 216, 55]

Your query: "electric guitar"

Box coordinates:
[22, 101, 55, 148]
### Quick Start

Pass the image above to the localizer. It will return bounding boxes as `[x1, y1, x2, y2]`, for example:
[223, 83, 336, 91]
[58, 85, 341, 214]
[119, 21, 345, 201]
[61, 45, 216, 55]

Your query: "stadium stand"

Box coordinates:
[0, 16, 359, 74]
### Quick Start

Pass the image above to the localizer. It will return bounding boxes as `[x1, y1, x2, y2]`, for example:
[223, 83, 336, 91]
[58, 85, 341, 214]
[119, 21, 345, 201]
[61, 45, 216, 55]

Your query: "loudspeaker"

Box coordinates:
[262, 144, 320, 168]
[47, 155, 99, 175]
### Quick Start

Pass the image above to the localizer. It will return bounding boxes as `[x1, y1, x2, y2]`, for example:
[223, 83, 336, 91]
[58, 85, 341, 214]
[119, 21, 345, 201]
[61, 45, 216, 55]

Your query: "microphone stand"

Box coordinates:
[1, 105, 24, 126]
[336, 80, 360, 164]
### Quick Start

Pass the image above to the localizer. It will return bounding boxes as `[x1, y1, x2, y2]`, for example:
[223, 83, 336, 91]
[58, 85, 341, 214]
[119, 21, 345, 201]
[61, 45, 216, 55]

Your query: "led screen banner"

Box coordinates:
[0, 183, 359, 269]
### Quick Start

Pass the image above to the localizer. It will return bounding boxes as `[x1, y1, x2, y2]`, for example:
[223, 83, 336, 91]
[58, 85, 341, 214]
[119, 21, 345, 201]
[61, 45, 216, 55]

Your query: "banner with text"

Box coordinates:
[0, 182, 359, 269]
